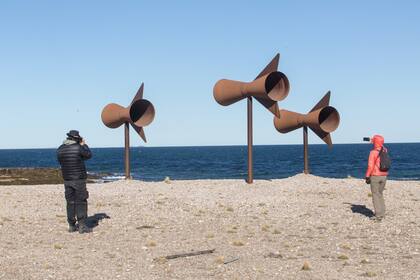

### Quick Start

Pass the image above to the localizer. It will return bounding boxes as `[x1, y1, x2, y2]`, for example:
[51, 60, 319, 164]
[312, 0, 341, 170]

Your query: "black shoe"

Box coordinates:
[78, 223, 92, 234]
[68, 224, 79, 233]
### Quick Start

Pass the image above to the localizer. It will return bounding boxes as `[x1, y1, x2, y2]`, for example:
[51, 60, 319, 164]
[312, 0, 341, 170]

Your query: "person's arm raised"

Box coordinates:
[79, 140, 92, 160]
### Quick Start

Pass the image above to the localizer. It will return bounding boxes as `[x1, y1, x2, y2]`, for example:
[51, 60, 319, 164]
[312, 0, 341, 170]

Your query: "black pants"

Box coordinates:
[64, 180, 89, 225]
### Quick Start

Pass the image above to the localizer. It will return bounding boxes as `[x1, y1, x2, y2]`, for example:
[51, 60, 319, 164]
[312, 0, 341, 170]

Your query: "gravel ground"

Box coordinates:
[0, 174, 419, 280]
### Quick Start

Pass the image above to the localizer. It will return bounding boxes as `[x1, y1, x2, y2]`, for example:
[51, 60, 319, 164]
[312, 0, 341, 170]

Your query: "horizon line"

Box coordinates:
[1, 141, 419, 151]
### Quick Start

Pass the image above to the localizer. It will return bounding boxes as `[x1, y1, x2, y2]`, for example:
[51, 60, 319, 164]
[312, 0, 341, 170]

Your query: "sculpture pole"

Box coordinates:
[247, 97, 253, 183]
[124, 122, 130, 179]
[303, 126, 309, 174]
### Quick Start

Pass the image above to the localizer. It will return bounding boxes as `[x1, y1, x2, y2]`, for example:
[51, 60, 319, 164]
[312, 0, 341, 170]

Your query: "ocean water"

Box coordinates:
[0, 143, 419, 181]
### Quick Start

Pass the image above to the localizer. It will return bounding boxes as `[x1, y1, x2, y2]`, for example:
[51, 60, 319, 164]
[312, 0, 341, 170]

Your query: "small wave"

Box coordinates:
[102, 175, 125, 181]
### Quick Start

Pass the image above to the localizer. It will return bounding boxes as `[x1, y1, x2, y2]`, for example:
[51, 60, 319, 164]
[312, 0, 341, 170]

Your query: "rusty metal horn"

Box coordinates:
[101, 84, 155, 134]
[273, 91, 340, 146]
[213, 71, 289, 108]
[101, 82, 155, 179]
[101, 100, 155, 130]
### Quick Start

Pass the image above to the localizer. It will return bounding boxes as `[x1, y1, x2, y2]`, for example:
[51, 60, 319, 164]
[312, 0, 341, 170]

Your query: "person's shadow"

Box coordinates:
[85, 213, 111, 228]
[344, 203, 374, 218]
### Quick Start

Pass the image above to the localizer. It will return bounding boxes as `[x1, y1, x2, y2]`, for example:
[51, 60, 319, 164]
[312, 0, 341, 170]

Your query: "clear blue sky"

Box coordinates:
[0, 0, 419, 149]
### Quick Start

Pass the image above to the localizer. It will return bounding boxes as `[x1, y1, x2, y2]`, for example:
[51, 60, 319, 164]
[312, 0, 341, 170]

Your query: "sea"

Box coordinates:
[0, 143, 419, 181]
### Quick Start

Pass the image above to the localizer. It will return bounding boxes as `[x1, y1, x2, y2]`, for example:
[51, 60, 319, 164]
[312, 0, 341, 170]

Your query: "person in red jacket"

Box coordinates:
[365, 135, 388, 220]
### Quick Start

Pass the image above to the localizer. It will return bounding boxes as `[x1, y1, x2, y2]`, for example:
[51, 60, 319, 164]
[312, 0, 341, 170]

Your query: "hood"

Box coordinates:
[63, 139, 78, 145]
[371, 135, 384, 150]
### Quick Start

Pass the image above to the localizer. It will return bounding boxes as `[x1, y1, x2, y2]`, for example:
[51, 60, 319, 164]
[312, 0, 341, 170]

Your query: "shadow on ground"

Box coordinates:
[85, 213, 111, 228]
[344, 203, 374, 218]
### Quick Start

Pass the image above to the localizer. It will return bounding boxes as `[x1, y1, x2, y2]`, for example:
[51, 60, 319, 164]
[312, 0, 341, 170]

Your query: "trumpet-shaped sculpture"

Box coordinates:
[101, 83, 155, 178]
[273, 91, 340, 146]
[214, 71, 290, 110]
[274, 91, 340, 174]
[213, 53, 291, 183]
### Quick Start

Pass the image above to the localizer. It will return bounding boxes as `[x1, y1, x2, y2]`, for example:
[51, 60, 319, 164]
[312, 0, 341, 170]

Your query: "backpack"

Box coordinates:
[378, 147, 391, 172]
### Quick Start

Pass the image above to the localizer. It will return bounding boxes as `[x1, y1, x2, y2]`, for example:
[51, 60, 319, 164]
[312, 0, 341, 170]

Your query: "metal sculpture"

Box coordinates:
[213, 54, 290, 183]
[101, 83, 155, 179]
[273, 91, 340, 174]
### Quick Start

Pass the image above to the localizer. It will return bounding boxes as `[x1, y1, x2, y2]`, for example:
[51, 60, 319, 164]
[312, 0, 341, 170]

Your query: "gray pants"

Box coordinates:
[64, 180, 89, 225]
[370, 176, 387, 218]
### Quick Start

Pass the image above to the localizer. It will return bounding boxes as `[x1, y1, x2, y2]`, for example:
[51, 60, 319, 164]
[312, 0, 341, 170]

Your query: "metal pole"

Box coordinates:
[247, 97, 253, 184]
[124, 122, 130, 179]
[303, 126, 309, 174]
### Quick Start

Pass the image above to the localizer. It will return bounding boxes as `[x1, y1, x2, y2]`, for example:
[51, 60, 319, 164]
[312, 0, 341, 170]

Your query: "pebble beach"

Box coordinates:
[0, 174, 419, 280]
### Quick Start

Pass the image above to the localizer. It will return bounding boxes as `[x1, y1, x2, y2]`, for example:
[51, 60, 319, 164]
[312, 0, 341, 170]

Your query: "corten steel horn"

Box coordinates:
[213, 53, 290, 183]
[273, 91, 340, 174]
[101, 83, 155, 179]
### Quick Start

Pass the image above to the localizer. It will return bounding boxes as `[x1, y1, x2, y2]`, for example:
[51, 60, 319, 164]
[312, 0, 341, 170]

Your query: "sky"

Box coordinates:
[0, 0, 419, 149]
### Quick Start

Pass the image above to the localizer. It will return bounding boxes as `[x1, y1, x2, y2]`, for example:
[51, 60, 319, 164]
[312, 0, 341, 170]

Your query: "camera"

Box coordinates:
[363, 137, 371, 142]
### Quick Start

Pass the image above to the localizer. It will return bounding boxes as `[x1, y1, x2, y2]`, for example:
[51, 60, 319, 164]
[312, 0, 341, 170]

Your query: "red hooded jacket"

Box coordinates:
[365, 135, 389, 177]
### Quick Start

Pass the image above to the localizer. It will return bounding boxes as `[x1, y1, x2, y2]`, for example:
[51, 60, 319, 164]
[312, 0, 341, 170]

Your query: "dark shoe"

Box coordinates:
[78, 222, 92, 234]
[68, 224, 79, 233]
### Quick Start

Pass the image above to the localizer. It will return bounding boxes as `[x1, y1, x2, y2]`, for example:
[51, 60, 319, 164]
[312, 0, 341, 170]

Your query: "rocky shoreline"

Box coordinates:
[0, 168, 102, 185]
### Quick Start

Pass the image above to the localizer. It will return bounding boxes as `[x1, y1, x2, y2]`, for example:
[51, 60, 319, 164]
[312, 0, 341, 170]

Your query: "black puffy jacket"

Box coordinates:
[57, 142, 92, 181]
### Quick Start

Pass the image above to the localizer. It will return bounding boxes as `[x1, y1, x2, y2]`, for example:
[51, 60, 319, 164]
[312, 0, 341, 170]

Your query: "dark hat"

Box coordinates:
[67, 130, 82, 140]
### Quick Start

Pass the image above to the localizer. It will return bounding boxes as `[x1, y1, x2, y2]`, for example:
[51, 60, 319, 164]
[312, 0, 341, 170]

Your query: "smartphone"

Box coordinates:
[363, 137, 370, 142]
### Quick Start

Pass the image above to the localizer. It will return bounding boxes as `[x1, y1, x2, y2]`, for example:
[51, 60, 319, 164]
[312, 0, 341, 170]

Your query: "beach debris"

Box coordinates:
[223, 257, 240, 265]
[136, 225, 154, 230]
[157, 249, 215, 260]
[164, 176, 171, 184]
[272, 229, 281, 234]
[368, 192, 373, 197]
[362, 271, 377, 277]
[338, 254, 349, 260]
[95, 202, 105, 208]
[340, 243, 352, 250]
[215, 256, 225, 264]
[265, 252, 283, 259]
[360, 259, 370, 264]
[154, 257, 168, 264]
[205, 233, 215, 238]
[43, 263, 53, 270]
[301, 261, 311, 271]
[226, 207, 234, 212]
[232, 240, 244, 246]
[146, 240, 157, 247]
[261, 224, 270, 232]
[54, 244, 64, 250]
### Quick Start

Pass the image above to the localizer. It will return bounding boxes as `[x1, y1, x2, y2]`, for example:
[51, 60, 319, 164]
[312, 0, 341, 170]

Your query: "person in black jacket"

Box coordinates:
[57, 130, 92, 234]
